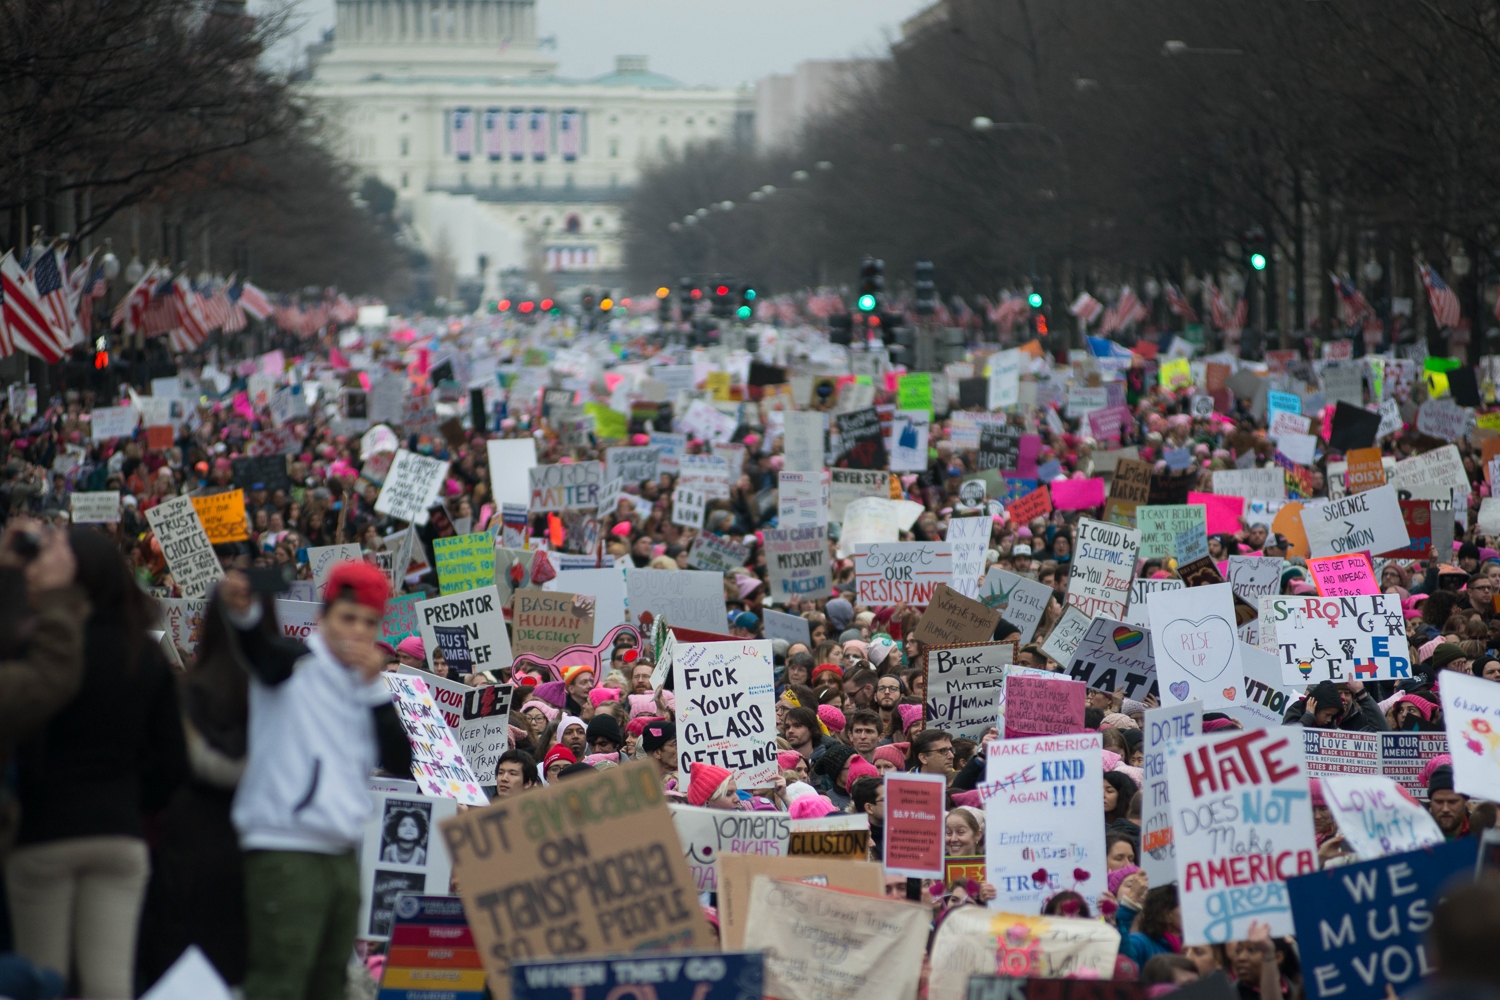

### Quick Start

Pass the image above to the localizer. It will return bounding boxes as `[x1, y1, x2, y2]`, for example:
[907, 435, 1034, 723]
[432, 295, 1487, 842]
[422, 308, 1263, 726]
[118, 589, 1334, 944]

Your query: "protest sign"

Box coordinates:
[1050, 477, 1105, 511]
[928, 912, 1124, 1000]
[397, 667, 514, 785]
[776, 470, 829, 529]
[511, 952, 763, 1000]
[1270, 409, 1312, 439]
[1063, 615, 1158, 701]
[1392, 444, 1467, 499]
[1003, 674, 1087, 738]
[670, 486, 704, 529]
[1148, 582, 1242, 709]
[1263, 593, 1410, 684]
[946, 515, 990, 600]
[761, 524, 831, 603]
[743, 877, 929, 1000]
[1212, 468, 1285, 500]
[433, 533, 497, 595]
[1165, 727, 1316, 943]
[1039, 605, 1092, 666]
[853, 541, 953, 608]
[983, 733, 1107, 910]
[380, 593, 422, 643]
[911, 583, 1001, 646]
[1320, 775, 1443, 860]
[1007, 484, 1054, 526]
[528, 461, 603, 513]
[273, 599, 320, 641]
[788, 814, 871, 858]
[486, 439, 537, 507]
[1299, 485, 1409, 558]
[1286, 839, 1477, 1000]
[1226, 557, 1281, 606]
[835, 407, 887, 470]
[1307, 554, 1378, 596]
[415, 586, 513, 676]
[159, 598, 207, 655]
[376, 450, 451, 525]
[715, 854, 885, 950]
[829, 469, 889, 523]
[1188, 491, 1246, 535]
[626, 568, 728, 634]
[145, 494, 224, 599]
[675, 638, 778, 790]
[1066, 518, 1139, 620]
[977, 568, 1053, 644]
[763, 608, 811, 650]
[1225, 646, 1298, 730]
[307, 543, 362, 590]
[1278, 431, 1319, 467]
[1087, 404, 1133, 443]
[782, 411, 825, 471]
[668, 805, 789, 892]
[549, 568, 627, 634]
[230, 455, 292, 493]
[889, 409, 930, 472]
[924, 641, 1013, 740]
[1141, 701, 1203, 887]
[70, 490, 120, 524]
[975, 422, 1022, 472]
[1344, 447, 1386, 494]
[678, 454, 731, 500]
[1125, 577, 1185, 628]
[1137, 505, 1209, 563]
[988, 349, 1022, 409]
[355, 791, 457, 940]
[1439, 669, 1500, 801]
[90, 404, 138, 440]
[441, 761, 712, 1000]
[510, 590, 594, 659]
[187, 488, 249, 545]
[382, 674, 489, 807]
[685, 533, 749, 574]
[883, 772, 946, 878]
[1416, 397, 1472, 439]
[604, 446, 659, 485]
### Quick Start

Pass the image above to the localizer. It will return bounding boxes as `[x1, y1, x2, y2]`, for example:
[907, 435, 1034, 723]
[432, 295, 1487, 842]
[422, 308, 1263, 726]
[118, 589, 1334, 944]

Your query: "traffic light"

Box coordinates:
[737, 283, 756, 320]
[580, 289, 596, 313]
[857, 257, 884, 312]
[94, 335, 109, 369]
[914, 261, 936, 316]
[657, 286, 672, 321]
[1035, 313, 1049, 336]
[1243, 228, 1268, 271]
[711, 283, 733, 318]
[1028, 291, 1044, 309]
[599, 297, 614, 311]
[1250, 253, 1267, 271]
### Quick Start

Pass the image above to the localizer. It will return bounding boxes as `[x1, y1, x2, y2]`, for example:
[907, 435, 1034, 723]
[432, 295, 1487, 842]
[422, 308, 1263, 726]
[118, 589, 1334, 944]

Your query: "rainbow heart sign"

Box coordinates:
[1112, 626, 1144, 651]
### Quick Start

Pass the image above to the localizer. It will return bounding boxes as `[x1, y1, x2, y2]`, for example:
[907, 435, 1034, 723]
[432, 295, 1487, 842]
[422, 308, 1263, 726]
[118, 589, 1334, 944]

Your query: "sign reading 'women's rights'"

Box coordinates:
[1065, 518, 1139, 620]
[675, 639, 779, 791]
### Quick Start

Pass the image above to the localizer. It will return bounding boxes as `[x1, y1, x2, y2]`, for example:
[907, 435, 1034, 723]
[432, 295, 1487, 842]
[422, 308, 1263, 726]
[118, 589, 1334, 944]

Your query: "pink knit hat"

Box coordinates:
[846, 755, 879, 788]
[788, 794, 838, 819]
[1107, 865, 1141, 897]
[777, 751, 803, 771]
[396, 635, 424, 660]
[874, 745, 907, 768]
[817, 704, 846, 734]
[898, 703, 925, 730]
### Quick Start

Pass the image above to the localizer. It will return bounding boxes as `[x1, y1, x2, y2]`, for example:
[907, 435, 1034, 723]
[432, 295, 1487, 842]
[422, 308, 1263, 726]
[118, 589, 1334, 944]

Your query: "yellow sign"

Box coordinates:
[582, 401, 627, 440]
[1159, 357, 1193, 390]
[704, 370, 732, 400]
[190, 489, 248, 544]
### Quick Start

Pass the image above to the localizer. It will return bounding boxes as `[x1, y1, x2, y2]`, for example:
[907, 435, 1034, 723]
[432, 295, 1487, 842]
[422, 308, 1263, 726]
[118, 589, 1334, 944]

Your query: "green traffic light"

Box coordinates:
[1027, 292, 1043, 308]
[736, 305, 752, 319]
[1250, 253, 1267, 271]
[857, 294, 877, 312]
[744, 289, 756, 301]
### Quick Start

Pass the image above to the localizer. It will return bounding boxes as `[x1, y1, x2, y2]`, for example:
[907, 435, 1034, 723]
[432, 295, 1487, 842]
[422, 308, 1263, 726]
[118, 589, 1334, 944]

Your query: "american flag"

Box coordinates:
[1329, 272, 1375, 327]
[1, 251, 69, 362]
[238, 281, 273, 319]
[199, 281, 233, 330]
[223, 283, 248, 333]
[142, 276, 179, 336]
[172, 275, 211, 350]
[29, 247, 75, 350]
[559, 110, 580, 161]
[484, 108, 504, 161]
[508, 109, 525, 161]
[530, 110, 548, 160]
[1100, 286, 1147, 334]
[1205, 280, 1230, 330]
[452, 108, 475, 162]
[987, 295, 1030, 334]
[1420, 263, 1462, 329]
[1164, 283, 1198, 322]
[1069, 291, 1103, 325]
[331, 294, 357, 325]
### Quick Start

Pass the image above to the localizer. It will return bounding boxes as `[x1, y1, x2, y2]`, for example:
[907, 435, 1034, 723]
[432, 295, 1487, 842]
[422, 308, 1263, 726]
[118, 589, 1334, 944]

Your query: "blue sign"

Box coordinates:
[1163, 447, 1194, 472]
[1268, 391, 1302, 415]
[1286, 838, 1477, 1000]
[997, 477, 1039, 505]
[511, 952, 763, 1000]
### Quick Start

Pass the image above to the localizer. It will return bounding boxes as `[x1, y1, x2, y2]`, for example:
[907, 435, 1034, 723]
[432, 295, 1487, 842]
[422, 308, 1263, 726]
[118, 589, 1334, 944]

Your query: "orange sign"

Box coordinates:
[1272, 500, 1310, 558]
[1344, 447, 1386, 494]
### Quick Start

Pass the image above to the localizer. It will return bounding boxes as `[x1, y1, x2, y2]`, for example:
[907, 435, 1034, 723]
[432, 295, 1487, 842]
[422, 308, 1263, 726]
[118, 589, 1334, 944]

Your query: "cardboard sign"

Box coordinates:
[1165, 727, 1316, 944]
[383, 674, 489, 807]
[1148, 581, 1242, 709]
[910, 582, 1001, 645]
[307, 543, 362, 590]
[883, 772, 946, 879]
[1440, 669, 1500, 801]
[668, 804, 789, 893]
[1141, 701, 1203, 887]
[787, 814, 870, 858]
[1263, 594, 1410, 684]
[1307, 554, 1378, 596]
[144, 494, 224, 599]
[355, 792, 458, 941]
[512, 952, 763, 1000]
[441, 761, 713, 1000]
[1299, 485, 1409, 558]
[1344, 447, 1386, 493]
[486, 439, 537, 507]
[1320, 775, 1443, 860]
[184, 489, 249, 545]
[928, 910, 1124, 1000]
[924, 641, 1013, 740]
[714, 854, 885, 950]
[528, 461, 603, 513]
[1225, 556, 1280, 604]
[625, 568, 727, 634]
[373, 450, 450, 526]
[70, 490, 120, 524]
[1007, 484, 1053, 526]
[1066, 518, 1139, 620]
[432, 533, 497, 596]
[1286, 840, 1478, 1000]
[983, 733, 1107, 910]
[1063, 615, 1158, 701]
[415, 586, 513, 676]
[670, 486, 704, 529]
[1137, 504, 1209, 563]
[853, 541, 953, 608]
[1110, 458, 1154, 507]
[1038, 605, 1092, 666]
[763, 608, 811, 650]
[1002, 674, 1087, 738]
[685, 533, 749, 574]
[763, 525, 831, 603]
[675, 639, 779, 790]
[510, 590, 594, 660]
[743, 877, 929, 1000]
[977, 568, 1053, 644]
[835, 407, 888, 470]
[603, 446, 659, 485]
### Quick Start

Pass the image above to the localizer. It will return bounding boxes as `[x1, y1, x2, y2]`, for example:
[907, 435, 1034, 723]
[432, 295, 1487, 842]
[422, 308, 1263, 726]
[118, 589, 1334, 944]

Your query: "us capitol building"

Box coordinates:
[304, 0, 754, 295]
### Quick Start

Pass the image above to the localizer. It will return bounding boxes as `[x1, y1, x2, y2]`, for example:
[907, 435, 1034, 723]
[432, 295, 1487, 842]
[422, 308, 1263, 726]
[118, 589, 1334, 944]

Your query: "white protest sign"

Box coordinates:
[145, 494, 224, 599]
[486, 439, 536, 507]
[1224, 646, 1298, 729]
[668, 804, 789, 893]
[90, 404, 139, 441]
[1321, 775, 1444, 860]
[1164, 727, 1316, 944]
[70, 490, 121, 523]
[1376, 399, 1403, 439]
[680, 399, 738, 444]
[375, 449, 451, 525]
[1299, 484, 1408, 558]
[1416, 398, 1472, 440]
[355, 788, 459, 941]
[853, 541, 953, 608]
[1263, 593, 1411, 685]
[1212, 468, 1285, 500]
[781, 411, 825, 472]
[1392, 444, 1468, 500]
[414, 586, 513, 676]
[308, 543, 362, 589]
[925, 641, 1012, 741]
[1066, 517, 1139, 620]
[671, 486, 704, 529]
[1125, 577, 1185, 629]
[381, 673, 489, 806]
[1039, 604, 1092, 666]
[159, 598, 207, 655]
[983, 733, 1106, 911]
[830, 469, 890, 523]
[1440, 670, 1500, 802]
[945, 515, 990, 600]
[396, 666, 513, 785]
[626, 568, 728, 633]
[648, 431, 687, 472]
[604, 446, 659, 485]
[1141, 701, 1202, 887]
[988, 349, 1021, 409]
[548, 567, 627, 633]
[836, 497, 901, 558]
[1148, 582, 1242, 710]
[763, 525, 832, 603]
[675, 638, 778, 789]
[1277, 431, 1318, 467]
[778, 470, 829, 529]
[678, 453, 731, 500]
[1226, 556, 1282, 604]
[1063, 616, 1157, 702]
[527, 460, 602, 513]
[686, 533, 750, 574]
[978, 567, 1053, 644]
[1268, 410, 1311, 439]
[272, 599, 321, 641]
[889, 409, 930, 472]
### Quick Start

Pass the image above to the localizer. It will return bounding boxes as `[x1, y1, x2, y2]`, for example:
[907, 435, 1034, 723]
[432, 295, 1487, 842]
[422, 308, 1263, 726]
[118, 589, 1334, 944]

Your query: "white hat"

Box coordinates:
[1013, 544, 1032, 557]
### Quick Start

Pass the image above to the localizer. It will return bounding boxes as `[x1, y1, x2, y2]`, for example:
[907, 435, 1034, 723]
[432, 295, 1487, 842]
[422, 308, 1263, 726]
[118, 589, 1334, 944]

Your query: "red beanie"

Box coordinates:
[845, 755, 879, 790]
[874, 745, 907, 769]
[323, 560, 390, 614]
[543, 745, 577, 770]
[687, 762, 733, 807]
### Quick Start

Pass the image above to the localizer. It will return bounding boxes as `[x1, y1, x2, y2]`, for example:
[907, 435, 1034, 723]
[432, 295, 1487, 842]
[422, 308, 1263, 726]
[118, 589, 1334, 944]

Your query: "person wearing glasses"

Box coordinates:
[1464, 574, 1495, 622]
[872, 676, 904, 736]
[912, 729, 955, 776]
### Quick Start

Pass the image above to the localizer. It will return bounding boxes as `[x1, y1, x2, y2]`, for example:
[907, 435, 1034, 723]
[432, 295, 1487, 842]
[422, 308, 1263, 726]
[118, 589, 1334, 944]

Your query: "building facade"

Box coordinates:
[305, 0, 754, 296]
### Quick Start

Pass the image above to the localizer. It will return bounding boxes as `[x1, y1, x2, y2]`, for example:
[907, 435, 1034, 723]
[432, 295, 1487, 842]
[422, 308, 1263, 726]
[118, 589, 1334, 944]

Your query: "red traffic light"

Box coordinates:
[690, 288, 703, 300]
[540, 298, 554, 311]
[519, 301, 535, 313]
[1036, 315, 1049, 335]
[498, 299, 511, 311]
[94, 351, 109, 369]
[715, 285, 729, 296]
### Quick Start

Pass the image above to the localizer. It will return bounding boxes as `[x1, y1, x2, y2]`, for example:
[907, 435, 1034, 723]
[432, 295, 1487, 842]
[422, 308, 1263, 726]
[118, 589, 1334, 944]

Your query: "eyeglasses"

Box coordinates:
[876, 684, 902, 692]
[927, 746, 955, 756]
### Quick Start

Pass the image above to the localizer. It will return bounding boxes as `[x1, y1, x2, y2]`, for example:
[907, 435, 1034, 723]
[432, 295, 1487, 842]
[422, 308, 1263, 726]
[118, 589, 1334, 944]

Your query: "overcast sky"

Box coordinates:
[261, 0, 933, 86]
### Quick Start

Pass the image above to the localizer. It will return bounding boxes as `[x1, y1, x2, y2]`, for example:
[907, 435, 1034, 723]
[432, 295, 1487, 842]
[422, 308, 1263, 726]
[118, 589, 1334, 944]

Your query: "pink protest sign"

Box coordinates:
[1003, 673, 1087, 738]
[1307, 554, 1378, 596]
[1017, 434, 1042, 478]
[1087, 404, 1134, 442]
[1187, 491, 1246, 534]
[1050, 477, 1106, 511]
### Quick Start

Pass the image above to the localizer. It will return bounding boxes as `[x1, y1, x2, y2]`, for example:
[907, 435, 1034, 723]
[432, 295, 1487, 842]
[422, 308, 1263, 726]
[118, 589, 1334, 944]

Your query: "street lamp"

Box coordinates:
[792, 170, 809, 182]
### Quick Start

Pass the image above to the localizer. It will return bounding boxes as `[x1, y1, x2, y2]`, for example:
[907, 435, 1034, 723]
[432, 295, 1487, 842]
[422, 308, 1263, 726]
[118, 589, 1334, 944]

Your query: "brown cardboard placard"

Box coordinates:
[1108, 458, 1154, 506]
[509, 589, 595, 659]
[715, 853, 885, 950]
[910, 583, 1002, 646]
[439, 759, 712, 1000]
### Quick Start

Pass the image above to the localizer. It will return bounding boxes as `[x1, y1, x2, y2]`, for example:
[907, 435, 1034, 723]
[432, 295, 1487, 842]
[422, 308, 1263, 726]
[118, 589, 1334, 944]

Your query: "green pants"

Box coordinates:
[244, 850, 361, 1000]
